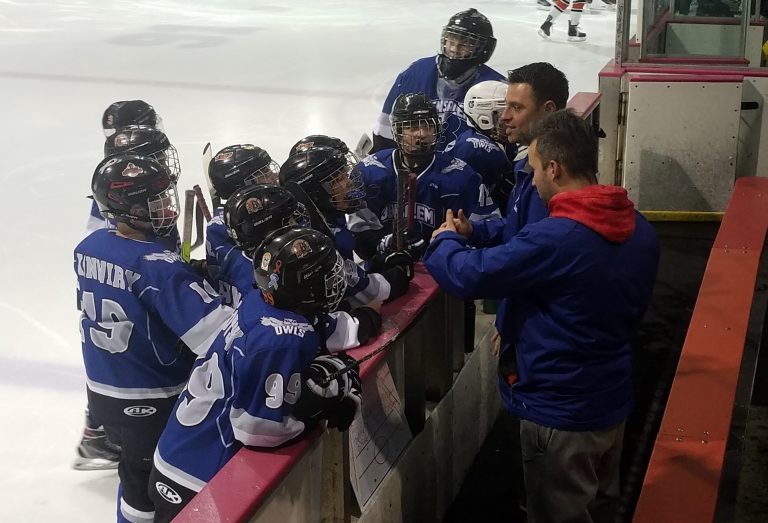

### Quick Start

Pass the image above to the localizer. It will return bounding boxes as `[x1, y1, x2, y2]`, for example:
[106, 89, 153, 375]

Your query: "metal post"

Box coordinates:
[739, 0, 750, 63]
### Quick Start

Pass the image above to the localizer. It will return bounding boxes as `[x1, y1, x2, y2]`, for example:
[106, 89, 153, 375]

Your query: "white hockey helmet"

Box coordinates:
[463, 80, 508, 142]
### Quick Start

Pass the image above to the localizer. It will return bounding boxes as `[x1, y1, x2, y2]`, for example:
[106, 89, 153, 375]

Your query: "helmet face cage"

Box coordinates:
[393, 116, 441, 157]
[243, 160, 280, 187]
[323, 252, 347, 313]
[319, 160, 366, 213]
[147, 183, 180, 236]
[440, 27, 488, 61]
[148, 144, 181, 183]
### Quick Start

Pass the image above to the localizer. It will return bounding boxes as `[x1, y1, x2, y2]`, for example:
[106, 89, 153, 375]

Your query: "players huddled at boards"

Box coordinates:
[72, 8, 616, 523]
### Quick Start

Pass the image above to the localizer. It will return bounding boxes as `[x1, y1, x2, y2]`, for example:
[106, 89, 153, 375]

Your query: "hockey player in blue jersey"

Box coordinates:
[225, 183, 411, 313]
[77, 154, 235, 523]
[371, 8, 504, 153]
[77, 115, 175, 473]
[149, 227, 365, 521]
[204, 144, 280, 281]
[355, 92, 483, 260]
[453, 80, 520, 215]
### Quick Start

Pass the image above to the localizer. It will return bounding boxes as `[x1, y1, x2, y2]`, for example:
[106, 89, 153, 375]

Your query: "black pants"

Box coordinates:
[88, 390, 177, 522]
[148, 467, 199, 523]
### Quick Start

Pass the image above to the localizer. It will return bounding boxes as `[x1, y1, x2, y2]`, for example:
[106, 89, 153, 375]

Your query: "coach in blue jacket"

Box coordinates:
[424, 110, 659, 523]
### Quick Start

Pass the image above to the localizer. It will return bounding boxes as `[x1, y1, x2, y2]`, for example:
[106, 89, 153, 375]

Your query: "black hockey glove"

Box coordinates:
[350, 306, 382, 345]
[368, 251, 415, 301]
[376, 230, 427, 260]
[189, 258, 208, 277]
[294, 354, 362, 432]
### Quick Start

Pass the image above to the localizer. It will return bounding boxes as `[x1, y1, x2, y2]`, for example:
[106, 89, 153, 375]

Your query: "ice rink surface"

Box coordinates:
[0, 1, 620, 520]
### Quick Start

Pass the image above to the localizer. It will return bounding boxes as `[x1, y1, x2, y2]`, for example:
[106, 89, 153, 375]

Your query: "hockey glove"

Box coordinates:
[368, 251, 415, 301]
[188, 258, 208, 277]
[376, 230, 427, 260]
[350, 306, 382, 345]
[294, 353, 362, 432]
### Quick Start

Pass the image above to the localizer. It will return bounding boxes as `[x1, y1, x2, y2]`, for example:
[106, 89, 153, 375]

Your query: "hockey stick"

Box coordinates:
[181, 189, 195, 262]
[353, 132, 373, 160]
[192, 199, 204, 250]
[192, 184, 213, 222]
[317, 336, 398, 386]
[393, 166, 417, 252]
[201, 143, 220, 210]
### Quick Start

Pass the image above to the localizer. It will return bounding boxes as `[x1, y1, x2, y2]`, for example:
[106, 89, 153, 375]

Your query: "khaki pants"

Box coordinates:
[520, 418, 625, 523]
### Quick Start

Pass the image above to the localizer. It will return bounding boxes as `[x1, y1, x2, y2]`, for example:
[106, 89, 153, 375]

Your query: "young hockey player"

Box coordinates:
[453, 80, 518, 215]
[204, 144, 280, 281]
[354, 92, 482, 260]
[371, 8, 504, 153]
[149, 227, 366, 521]
[77, 154, 234, 522]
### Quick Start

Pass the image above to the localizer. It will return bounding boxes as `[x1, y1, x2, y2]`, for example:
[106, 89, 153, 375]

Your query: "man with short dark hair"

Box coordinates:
[425, 110, 659, 523]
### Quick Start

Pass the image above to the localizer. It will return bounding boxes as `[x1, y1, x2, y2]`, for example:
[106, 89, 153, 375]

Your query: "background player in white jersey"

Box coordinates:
[355, 92, 483, 260]
[204, 144, 280, 281]
[77, 154, 234, 523]
[539, 0, 588, 42]
[370, 8, 503, 153]
[149, 227, 363, 521]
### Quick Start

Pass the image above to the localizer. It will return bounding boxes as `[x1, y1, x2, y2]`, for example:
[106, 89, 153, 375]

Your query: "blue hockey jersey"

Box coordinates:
[153, 291, 318, 491]
[356, 149, 481, 242]
[373, 56, 505, 152]
[469, 153, 548, 247]
[75, 229, 234, 400]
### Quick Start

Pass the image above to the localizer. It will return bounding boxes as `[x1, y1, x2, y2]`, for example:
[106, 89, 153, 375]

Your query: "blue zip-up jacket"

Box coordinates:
[424, 185, 659, 430]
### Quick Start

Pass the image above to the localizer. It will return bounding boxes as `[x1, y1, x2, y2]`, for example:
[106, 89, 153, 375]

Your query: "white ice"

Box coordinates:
[0, 1, 619, 520]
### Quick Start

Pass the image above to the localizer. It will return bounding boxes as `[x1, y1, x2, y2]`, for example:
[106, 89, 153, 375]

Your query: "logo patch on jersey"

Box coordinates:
[292, 239, 312, 259]
[260, 316, 314, 337]
[155, 482, 182, 504]
[144, 251, 182, 264]
[260, 252, 271, 271]
[440, 158, 467, 174]
[466, 137, 498, 153]
[114, 133, 130, 148]
[122, 162, 144, 178]
[245, 197, 263, 214]
[214, 151, 233, 162]
[124, 406, 157, 417]
[361, 155, 386, 169]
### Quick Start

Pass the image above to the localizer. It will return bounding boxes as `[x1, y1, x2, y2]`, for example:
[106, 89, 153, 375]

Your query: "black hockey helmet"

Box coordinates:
[254, 226, 346, 314]
[103, 125, 180, 182]
[390, 93, 441, 158]
[437, 8, 496, 81]
[209, 144, 279, 201]
[102, 100, 162, 137]
[279, 146, 365, 214]
[289, 135, 359, 166]
[91, 154, 179, 236]
[223, 184, 310, 255]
